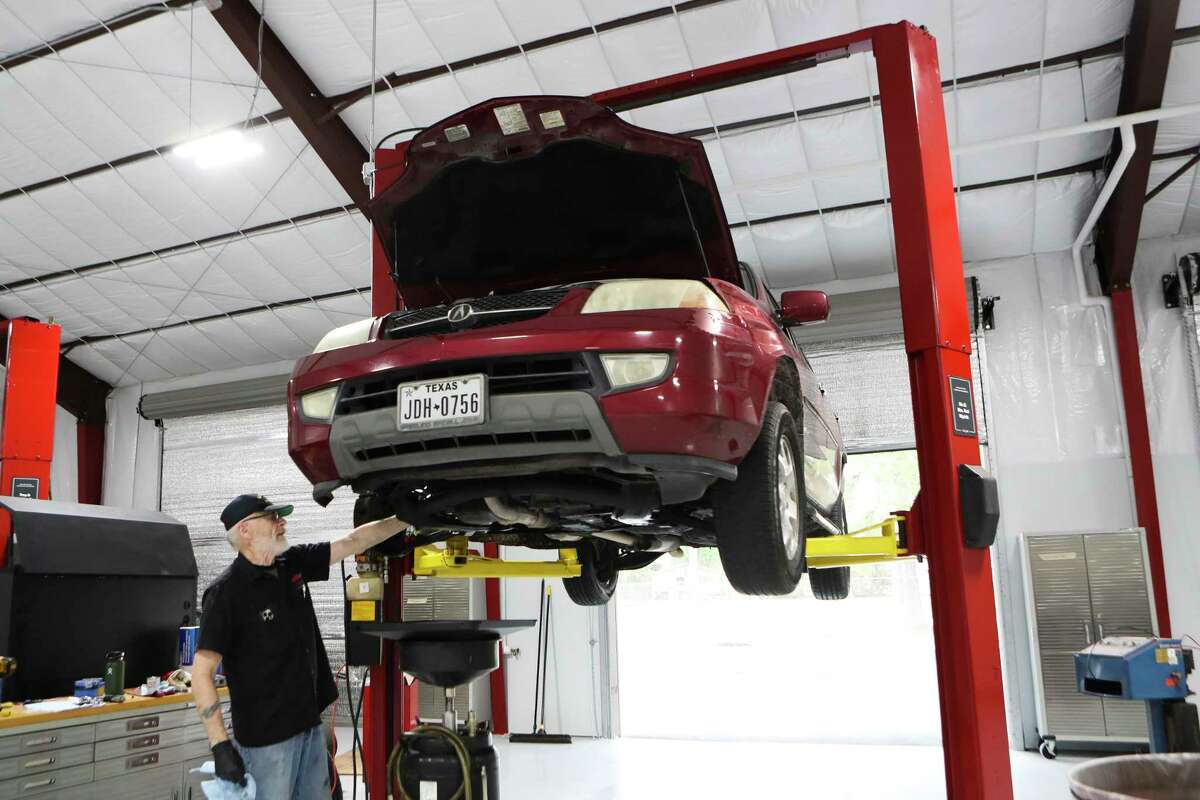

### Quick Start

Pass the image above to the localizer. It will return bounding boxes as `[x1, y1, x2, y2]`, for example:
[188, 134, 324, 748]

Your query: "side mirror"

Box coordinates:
[777, 290, 830, 326]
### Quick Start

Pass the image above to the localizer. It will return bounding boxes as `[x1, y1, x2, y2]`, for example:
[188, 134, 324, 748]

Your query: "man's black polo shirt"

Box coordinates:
[198, 543, 339, 747]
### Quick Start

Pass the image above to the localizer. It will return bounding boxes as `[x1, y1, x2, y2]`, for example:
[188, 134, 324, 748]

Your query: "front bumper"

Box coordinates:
[330, 388, 621, 478]
[289, 308, 770, 494]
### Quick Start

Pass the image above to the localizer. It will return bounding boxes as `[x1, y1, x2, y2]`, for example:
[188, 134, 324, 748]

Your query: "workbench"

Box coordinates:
[0, 688, 229, 799]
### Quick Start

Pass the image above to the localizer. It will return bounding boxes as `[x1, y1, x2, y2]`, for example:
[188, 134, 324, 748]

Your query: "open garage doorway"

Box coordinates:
[614, 449, 941, 744]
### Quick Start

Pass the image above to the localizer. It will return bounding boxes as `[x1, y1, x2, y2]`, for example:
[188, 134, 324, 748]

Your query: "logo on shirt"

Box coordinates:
[260, 607, 276, 622]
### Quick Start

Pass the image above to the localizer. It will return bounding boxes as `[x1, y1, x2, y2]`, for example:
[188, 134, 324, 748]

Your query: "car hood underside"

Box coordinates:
[368, 96, 740, 309]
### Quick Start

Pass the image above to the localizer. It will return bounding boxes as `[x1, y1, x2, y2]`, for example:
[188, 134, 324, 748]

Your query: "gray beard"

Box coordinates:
[272, 535, 290, 557]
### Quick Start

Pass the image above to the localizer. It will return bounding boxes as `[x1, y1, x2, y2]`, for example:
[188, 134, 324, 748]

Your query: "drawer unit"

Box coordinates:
[0, 726, 94, 760]
[182, 738, 210, 761]
[0, 764, 94, 798]
[0, 691, 229, 800]
[94, 709, 187, 742]
[182, 755, 210, 800]
[184, 710, 231, 743]
[94, 726, 188, 762]
[0, 743, 93, 781]
[94, 742, 191, 781]
[56, 763, 185, 800]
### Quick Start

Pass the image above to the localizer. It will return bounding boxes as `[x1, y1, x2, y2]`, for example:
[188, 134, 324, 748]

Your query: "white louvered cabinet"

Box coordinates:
[1022, 530, 1158, 751]
[403, 576, 475, 722]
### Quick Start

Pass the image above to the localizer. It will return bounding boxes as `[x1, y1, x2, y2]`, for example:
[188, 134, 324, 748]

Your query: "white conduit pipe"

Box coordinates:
[732, 101, 1200, 193]
[1070, 122, 1139, 520]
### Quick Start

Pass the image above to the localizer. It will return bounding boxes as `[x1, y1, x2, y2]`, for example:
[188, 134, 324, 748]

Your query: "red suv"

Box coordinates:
[288, 96, 847, 604]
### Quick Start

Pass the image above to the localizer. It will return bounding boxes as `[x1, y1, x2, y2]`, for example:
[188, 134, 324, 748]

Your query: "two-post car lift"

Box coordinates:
[362, 22, 1012, 800]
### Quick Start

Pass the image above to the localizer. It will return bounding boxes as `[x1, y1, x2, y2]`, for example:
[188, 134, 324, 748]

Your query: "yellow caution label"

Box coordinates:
[1156, 648, 1180, 665]
[350, 601, 376, 622]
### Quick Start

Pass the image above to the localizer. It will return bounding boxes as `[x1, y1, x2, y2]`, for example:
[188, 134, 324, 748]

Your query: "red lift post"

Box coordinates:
[366, 22, 1011, 799]
[0, 319, 61, 567]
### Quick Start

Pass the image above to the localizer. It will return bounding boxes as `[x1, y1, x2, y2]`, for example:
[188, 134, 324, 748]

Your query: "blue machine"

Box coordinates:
[1075, 637, 1199, 753]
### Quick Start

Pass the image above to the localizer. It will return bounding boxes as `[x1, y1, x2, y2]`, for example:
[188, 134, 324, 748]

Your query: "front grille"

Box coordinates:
[385, 288, 569, 341]
[354, 429, 592, 461]
[336, 354, 594, 416]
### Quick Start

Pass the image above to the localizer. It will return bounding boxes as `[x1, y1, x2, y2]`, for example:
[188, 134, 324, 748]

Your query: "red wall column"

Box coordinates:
[76, 420, 105, 505]
[1110, 288, 1171, 634]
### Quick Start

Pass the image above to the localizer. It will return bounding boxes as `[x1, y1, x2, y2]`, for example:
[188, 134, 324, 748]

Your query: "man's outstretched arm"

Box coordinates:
[329, 516, 411, 564]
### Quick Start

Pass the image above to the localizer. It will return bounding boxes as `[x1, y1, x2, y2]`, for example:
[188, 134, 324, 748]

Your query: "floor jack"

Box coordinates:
[362, 620, 533, 799]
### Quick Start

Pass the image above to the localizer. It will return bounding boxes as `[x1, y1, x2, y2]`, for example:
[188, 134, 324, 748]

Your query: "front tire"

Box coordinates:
[809, 495, 850, 600]
[563, 539, 619, 606]
[714, 401, 805, 595]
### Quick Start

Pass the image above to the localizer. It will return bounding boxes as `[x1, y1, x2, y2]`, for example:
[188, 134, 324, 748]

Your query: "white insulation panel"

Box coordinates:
[0, 0, 1197, 386]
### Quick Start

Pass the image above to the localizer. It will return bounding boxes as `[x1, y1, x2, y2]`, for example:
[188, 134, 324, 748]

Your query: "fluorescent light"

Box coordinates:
[174, 130, 263, 169]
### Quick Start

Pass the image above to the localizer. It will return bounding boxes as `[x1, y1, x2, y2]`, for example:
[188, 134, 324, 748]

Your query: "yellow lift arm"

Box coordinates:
[411, 535, 582, 579]
[410, 516, 910, 580]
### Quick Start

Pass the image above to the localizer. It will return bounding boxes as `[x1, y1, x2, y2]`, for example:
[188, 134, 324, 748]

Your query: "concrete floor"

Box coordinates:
[334, 729, 1083, 799]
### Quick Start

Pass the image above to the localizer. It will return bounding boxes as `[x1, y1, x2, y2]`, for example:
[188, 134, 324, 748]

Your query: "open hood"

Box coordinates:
[368, 96, 740, 310]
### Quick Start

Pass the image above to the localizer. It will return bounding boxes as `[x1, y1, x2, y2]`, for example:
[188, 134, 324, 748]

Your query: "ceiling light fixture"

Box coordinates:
[174, 129, 263, 169]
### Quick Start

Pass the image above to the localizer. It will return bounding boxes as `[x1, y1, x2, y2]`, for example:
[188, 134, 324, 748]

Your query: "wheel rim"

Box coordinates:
[776, 434, 801, 562]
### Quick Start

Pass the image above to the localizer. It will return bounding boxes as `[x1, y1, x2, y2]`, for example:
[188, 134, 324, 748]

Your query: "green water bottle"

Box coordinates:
[103, 651, 126, 697]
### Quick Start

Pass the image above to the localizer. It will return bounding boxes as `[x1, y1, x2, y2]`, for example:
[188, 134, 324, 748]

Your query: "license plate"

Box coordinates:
[397, 373, 486, 431]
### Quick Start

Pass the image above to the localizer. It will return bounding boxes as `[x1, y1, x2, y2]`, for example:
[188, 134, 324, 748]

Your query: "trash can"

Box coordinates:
[1068, 754, 1200, 799]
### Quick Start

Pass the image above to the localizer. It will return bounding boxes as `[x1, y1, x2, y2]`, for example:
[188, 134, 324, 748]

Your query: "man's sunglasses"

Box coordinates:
[245, 511, 283, 523]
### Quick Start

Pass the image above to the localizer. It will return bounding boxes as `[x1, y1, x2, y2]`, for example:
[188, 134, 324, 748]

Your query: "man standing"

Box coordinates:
[192, 494, 408, 798]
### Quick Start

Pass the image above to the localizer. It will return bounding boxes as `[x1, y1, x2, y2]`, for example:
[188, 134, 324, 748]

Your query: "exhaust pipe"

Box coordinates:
[485, 497, 552, 529]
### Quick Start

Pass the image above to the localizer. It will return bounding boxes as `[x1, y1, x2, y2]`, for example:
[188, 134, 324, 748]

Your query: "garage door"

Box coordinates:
[160, 405, 359, 720]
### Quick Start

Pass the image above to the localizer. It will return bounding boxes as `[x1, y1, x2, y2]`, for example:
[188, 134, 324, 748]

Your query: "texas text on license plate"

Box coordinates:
[396, 373, 487, 431]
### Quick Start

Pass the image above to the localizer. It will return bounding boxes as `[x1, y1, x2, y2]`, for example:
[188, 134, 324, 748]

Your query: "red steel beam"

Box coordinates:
[591, 28, 880, 112]
[1095, 0, 1181, 293]
[209, 0, 370, 211]
[1111, 289, 1172, 633]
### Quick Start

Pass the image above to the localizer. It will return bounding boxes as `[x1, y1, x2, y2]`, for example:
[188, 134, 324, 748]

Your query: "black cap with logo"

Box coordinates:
[220, 494, 294, 531]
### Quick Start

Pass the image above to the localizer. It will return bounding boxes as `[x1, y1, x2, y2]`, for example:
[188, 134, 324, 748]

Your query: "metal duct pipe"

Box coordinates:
[484, 497, 552, 528]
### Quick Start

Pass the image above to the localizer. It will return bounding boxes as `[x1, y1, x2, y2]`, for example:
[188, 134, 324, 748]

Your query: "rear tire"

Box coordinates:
[809, 495, 850, 600]
[563, 539, 619, 606]
[713, 402, 805, 595]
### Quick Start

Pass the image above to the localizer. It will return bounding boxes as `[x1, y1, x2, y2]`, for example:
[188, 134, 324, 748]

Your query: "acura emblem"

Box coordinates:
[447, 303, 475, 324]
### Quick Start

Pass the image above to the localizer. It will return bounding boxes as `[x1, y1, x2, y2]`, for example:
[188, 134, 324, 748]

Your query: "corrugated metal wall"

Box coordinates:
[159, 405, 362, 722]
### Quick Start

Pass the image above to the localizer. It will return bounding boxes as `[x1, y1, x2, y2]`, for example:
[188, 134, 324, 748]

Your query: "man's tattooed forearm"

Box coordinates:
[199, 702, 221, 720]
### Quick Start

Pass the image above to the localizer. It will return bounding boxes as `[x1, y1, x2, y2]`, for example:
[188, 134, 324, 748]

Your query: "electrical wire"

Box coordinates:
[341, 560, 364, 800]
[374, 128, 426, 152]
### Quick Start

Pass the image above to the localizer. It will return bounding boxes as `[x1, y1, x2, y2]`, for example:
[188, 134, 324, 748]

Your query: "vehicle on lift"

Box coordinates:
[287, 96, 848, 605]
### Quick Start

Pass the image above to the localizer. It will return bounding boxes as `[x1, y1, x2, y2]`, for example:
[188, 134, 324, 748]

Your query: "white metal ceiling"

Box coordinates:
[0, 0, 1197, 386]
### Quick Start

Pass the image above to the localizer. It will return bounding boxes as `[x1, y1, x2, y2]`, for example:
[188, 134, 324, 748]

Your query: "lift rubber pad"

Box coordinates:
[358, 620, 535, 642]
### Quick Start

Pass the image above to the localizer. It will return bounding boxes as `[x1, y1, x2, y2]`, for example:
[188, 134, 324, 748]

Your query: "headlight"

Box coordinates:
[299, 386, 339, 421]
[600, 353, 672, 390]
[313, 318, 375, 354]
[581, 279, 727, 314]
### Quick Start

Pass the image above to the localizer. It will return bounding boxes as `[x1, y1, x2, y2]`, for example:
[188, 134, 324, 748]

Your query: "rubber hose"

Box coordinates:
[389, 724, 473, 800]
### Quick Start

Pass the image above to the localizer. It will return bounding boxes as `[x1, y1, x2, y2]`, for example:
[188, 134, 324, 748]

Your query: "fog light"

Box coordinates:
[600, 353, 671, 390]
[299, 385, 339, 422]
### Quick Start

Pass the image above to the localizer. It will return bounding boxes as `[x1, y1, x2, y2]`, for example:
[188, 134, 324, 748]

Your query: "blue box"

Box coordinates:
[73, 677, 104, 698]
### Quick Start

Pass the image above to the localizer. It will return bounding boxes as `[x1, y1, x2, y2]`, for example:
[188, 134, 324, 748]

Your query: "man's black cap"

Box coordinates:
[221, 494, 294, 530]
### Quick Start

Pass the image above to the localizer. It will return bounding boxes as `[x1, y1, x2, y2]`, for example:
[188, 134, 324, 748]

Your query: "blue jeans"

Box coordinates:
[236, 724, 329, 800]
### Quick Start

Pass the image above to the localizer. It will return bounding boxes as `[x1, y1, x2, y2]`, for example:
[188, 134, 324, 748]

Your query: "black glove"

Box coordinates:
[212, 740, 247, 787]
